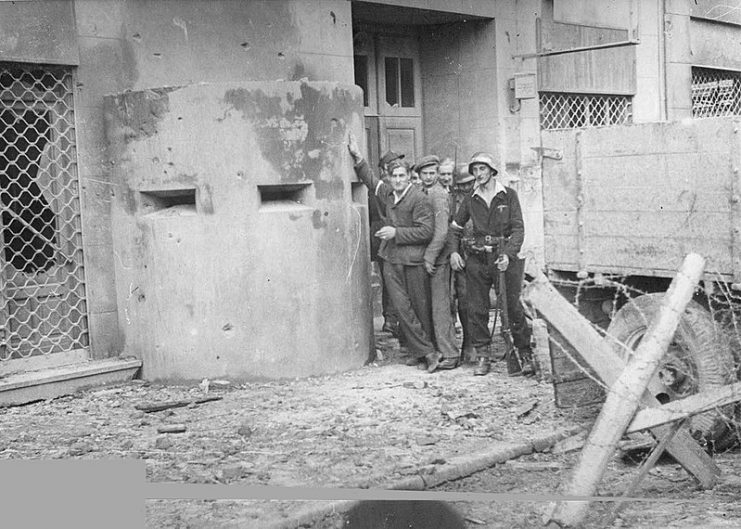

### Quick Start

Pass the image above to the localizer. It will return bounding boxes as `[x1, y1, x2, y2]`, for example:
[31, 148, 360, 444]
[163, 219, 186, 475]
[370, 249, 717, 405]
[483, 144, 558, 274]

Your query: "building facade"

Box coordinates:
[0, 0, 739, 388]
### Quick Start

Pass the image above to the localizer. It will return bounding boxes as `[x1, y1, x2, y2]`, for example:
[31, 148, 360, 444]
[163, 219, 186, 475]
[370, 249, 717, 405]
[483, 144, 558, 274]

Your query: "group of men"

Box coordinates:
[347, 133, 534, 377]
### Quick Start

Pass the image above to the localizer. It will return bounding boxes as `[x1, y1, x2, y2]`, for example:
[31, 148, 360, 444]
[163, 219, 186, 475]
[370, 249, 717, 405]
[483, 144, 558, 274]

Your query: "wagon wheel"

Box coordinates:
[607, 293, 739, 451]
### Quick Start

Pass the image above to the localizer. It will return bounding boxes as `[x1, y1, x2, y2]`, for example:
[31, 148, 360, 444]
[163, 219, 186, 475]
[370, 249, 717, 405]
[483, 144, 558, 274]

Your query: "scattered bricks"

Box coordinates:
[154, 436, 174, 450]
[157, 424, 187, 434]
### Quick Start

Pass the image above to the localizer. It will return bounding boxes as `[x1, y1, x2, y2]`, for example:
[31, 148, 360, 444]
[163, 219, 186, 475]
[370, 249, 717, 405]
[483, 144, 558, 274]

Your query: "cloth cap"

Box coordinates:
[413, 154, 440, 173]
[468, 152, 498, 176]
[379, 151, 405, 168]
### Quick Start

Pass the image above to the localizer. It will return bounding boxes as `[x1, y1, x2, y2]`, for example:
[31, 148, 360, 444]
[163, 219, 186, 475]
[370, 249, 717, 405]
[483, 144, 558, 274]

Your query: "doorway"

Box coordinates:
[353, 30, 423, 166]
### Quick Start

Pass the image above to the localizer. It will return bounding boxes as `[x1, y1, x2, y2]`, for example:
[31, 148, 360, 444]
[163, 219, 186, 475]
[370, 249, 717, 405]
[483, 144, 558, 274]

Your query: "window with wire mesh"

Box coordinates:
[0, 62, 88, 359]
[691, 67, 741, 118]
[540, 93, 633, 130]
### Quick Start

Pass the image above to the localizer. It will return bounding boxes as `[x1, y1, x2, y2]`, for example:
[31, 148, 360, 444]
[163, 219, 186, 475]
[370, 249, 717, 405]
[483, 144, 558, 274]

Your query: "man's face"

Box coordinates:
[419, 165, 439, 188]
[471, 163, 494, 187]
[389, 166, 411, 192]
[409, 170, 421, 186]
[439, 165, 454, 187]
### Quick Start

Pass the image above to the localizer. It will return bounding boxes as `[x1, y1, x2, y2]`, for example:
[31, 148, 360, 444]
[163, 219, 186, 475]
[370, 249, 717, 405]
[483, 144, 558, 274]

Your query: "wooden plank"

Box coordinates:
[731, 123, 741, 284]
[575, 131, 587, 274]
[546, 212, 732, 239]
[627, 381, 741, 434]
[547, 254, 706, 528]
[523, 274, 720, 489]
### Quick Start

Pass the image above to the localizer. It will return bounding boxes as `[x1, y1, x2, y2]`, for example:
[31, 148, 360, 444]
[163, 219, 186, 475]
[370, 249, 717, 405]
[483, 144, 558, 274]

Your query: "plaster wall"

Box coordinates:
[105, 81, 371, 382]
[0, 0, 354, 360]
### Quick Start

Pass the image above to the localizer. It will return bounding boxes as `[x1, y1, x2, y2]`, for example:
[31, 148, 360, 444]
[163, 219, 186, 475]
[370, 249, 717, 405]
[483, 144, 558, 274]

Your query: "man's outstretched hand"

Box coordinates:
[347, 131, 362, 164]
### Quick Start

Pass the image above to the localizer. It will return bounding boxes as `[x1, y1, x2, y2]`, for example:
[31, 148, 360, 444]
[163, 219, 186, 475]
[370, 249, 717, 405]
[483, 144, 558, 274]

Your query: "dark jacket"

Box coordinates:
[421, 183, 451, 266]
[448, 185, 524, 260]
[354, 159, 433, 265]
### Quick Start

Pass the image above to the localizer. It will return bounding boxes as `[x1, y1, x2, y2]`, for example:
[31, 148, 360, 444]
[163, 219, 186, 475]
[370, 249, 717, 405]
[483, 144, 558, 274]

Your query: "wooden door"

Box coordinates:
[354, 32, 423, 164]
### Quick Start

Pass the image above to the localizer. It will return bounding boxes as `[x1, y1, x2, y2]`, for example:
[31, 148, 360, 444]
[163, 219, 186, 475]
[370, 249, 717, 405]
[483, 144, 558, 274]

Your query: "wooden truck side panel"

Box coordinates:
[542, 118, 740, 281]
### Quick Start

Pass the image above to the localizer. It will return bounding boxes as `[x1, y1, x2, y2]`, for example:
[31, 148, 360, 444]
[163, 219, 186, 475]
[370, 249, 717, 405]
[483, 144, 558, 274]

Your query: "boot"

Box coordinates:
[425, 352, 442, 373]
[473, 356, 491, 376]
[461, 345, 475, 364]
[437, 356, 459, 370]
[519, 347, 536, 377]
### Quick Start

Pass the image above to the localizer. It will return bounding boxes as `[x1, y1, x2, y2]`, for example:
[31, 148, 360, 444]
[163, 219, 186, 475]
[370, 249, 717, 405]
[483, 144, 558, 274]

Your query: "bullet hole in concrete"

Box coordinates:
[152, 157, 159, 163]
[132, 33, 142, 42]
[237, 170, 245, 178]
[278, 52, 285, 59]
[330, 11, 336, 24]
[168, 161, 174, 166]
[240, 42, 251, 50]
[76, 82, 84, 88]
[324, 211, 329, 216]
[168, 232, 173, 238]
[216, 355, 220, 360]
[137, 293, 146, 302]
[177, 117, 182, 121]
[222, 323, 233, 332]
[153, 52, 162, 58]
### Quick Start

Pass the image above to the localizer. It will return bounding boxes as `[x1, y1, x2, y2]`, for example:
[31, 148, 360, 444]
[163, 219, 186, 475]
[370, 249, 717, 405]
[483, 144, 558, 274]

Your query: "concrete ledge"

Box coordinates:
[264, 425, 586, 529]
[0, 358, 142, 406]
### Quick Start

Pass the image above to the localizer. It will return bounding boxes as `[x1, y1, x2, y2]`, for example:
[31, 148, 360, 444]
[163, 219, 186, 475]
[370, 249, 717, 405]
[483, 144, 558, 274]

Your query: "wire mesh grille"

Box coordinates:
[691, 67, 741, 118]
[0, 62, 88, 360]
[540, 92, 632, 130]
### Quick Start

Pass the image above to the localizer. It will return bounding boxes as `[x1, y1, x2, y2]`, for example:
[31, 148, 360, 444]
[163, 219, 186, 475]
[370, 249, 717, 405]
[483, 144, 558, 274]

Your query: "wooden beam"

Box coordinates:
[627, 381, 741, 434]
[546, 254, 707, 528]
[523, 272, 720, 489]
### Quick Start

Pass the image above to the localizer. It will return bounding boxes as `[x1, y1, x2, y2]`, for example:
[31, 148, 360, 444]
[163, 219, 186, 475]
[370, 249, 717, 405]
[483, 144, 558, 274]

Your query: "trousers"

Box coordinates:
[429, 263, 458, 359]
[465, 253, 530, 356]
[382, 261, 435, 358]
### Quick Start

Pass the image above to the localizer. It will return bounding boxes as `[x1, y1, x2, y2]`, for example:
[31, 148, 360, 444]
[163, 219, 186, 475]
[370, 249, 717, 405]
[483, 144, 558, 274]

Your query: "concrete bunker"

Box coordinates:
[105, 81, 371, 382]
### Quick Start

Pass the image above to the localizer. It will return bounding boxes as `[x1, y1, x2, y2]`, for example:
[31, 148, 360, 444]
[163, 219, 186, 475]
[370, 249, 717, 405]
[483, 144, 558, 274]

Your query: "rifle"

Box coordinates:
[485, 236, 524, 375]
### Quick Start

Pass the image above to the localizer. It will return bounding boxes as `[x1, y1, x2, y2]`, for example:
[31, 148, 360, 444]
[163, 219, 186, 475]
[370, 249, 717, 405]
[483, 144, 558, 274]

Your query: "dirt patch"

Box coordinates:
[0, 328, 586, 527]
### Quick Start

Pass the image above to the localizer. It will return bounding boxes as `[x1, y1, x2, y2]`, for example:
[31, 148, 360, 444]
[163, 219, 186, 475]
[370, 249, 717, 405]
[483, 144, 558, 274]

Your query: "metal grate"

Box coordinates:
[692, 67, 741, 118]
[540, 92, 632, 130]
[0, 62, 88, 360]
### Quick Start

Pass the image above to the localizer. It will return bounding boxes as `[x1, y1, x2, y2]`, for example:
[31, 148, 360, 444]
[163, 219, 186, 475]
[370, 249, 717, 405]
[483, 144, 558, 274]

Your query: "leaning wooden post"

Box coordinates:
[546, 253, 706, 528]
[523, 274, 718, 488]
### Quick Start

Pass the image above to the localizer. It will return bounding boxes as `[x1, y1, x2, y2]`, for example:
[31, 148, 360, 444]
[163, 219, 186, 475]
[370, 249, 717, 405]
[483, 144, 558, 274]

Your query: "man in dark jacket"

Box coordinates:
[349, 133, 440, 372]
[370, 151, 404, 337]
[448, 152, 533, 376]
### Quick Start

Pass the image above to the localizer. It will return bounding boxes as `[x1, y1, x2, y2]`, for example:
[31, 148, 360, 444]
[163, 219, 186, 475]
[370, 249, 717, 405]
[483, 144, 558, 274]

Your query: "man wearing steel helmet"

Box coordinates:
[448, 152, 534, 376]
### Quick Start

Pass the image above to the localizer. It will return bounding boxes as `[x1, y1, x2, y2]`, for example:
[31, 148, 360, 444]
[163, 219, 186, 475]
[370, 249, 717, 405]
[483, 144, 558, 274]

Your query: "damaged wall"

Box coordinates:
[0, 0, 354, 360]
[105, 81, 371, 381]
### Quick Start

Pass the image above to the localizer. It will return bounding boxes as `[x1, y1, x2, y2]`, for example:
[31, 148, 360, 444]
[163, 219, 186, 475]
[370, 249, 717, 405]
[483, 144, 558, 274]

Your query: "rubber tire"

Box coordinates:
[607, 293, 738, 452]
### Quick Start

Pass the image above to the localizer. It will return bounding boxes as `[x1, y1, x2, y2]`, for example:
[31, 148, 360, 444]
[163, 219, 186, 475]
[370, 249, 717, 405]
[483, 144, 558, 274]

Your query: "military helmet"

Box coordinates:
[468, 152, 498, 176]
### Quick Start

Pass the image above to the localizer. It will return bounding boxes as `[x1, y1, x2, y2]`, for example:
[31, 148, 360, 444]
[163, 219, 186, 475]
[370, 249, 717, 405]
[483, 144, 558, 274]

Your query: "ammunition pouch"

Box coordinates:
[464, 235, 507, 256]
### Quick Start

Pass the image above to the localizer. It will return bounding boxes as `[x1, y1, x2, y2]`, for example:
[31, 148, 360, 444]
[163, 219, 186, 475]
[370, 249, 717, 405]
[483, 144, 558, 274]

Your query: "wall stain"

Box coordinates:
[221, 83, 361, 200]
[312, 209, 327, 229]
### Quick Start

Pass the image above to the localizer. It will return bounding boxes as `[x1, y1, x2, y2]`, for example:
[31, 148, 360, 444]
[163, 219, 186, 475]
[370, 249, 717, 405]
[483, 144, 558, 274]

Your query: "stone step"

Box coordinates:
[0, 357, 142, 406]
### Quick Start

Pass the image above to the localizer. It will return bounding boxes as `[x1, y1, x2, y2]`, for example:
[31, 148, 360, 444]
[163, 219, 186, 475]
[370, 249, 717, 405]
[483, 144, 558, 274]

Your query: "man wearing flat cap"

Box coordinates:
[414, 155, 459, 370]
[448, 152, 533, 376]
[371, 150, 405, 337]
[348, 133, 441, 373]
